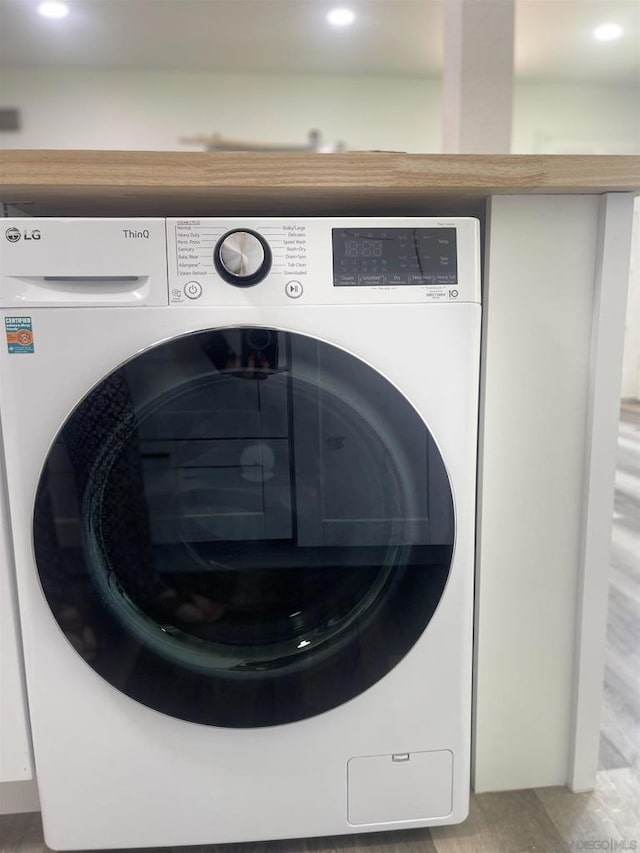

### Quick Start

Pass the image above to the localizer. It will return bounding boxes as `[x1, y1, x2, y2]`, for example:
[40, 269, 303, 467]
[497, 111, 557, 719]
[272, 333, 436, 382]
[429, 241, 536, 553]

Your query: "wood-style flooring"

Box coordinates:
[599, 402, 640, 776]
[1, 405, 638, 853]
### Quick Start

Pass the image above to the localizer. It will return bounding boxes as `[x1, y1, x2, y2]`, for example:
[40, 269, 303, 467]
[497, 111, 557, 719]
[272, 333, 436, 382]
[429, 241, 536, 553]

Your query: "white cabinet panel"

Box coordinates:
[0, 448, 33, 783]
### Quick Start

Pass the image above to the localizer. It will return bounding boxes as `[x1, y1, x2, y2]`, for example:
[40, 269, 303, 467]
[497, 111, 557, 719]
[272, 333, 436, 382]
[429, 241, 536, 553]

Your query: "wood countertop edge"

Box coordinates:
[1, 151, 639, 194]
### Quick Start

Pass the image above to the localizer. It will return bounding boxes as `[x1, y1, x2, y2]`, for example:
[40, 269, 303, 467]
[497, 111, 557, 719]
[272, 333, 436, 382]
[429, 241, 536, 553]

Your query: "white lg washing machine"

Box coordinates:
[0, 216, 480, 850]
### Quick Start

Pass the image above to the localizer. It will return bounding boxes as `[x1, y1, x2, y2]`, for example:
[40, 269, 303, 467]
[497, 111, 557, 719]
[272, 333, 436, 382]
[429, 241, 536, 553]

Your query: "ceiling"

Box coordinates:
[0, 0, 638, 83]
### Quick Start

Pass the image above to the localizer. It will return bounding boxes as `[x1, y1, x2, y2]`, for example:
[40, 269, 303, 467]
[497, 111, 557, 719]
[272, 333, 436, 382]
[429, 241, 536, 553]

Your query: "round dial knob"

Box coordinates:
[214, 229, 272, 287]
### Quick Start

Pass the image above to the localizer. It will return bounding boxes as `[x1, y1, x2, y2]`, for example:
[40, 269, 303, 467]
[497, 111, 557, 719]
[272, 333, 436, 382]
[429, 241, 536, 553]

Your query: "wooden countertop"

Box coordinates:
[1, 150, 638, 216]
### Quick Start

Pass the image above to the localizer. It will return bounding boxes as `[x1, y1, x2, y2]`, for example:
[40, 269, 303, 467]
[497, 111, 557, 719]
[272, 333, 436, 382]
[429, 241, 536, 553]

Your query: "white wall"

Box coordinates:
[512, 81, 640, 155]
[0, 68, 442, 154]
[1, 70, 638, 157]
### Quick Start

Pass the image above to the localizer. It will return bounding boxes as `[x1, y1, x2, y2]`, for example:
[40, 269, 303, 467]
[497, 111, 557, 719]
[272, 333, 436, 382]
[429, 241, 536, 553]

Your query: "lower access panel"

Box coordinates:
[347, 750, 453, 825]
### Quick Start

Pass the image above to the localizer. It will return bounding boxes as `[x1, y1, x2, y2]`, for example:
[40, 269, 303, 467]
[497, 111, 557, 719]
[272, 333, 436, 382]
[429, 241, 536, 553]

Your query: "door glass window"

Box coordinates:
[34, 329, 454, 726]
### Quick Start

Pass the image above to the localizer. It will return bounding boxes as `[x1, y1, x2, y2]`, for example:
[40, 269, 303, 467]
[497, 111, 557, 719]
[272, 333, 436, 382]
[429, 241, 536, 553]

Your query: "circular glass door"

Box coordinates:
[34, 328, 454, 727]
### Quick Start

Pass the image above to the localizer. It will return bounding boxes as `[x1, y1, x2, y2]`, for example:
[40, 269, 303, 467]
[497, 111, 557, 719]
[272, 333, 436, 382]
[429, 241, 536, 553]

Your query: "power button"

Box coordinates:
[184, 281, 202, 300]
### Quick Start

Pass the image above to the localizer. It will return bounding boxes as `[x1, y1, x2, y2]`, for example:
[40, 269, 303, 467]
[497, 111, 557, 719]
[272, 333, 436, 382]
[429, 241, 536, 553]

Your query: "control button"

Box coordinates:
[285, 280, 304, 299]
[184, 281, 202, 300]
[449, 289, 459, 299]
[214, 229, 272, 287]
[358, 274, 385, 286]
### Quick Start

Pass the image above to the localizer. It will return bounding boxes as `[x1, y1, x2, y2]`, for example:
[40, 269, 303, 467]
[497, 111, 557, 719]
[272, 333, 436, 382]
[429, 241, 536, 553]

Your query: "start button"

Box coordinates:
[285, 281, 303, 299]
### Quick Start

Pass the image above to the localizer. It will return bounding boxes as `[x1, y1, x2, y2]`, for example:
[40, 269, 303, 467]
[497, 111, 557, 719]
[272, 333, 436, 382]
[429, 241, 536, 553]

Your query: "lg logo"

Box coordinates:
[5, 227, 41, 242]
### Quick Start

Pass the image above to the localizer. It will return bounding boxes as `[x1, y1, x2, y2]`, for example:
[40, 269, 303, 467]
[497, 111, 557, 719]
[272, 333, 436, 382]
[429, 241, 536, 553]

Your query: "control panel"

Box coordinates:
[166, 217, 480, 306]
[332, 227, 457, 287]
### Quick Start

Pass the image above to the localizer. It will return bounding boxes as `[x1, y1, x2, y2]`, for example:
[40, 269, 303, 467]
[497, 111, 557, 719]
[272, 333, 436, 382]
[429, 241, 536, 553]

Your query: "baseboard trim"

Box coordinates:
[0, 779, 40, 815]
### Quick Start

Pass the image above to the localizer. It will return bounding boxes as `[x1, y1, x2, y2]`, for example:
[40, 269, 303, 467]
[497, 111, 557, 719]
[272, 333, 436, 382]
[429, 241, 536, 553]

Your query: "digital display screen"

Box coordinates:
[332, 228, 457, 287]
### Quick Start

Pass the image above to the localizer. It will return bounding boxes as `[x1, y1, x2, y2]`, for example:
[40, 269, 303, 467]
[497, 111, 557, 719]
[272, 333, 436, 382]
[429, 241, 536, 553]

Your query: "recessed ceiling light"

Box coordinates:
[593, 22, 623, 41]
[37, 1, 70, 19]
[327, 8, 355, 27]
